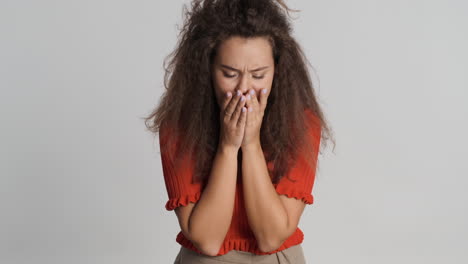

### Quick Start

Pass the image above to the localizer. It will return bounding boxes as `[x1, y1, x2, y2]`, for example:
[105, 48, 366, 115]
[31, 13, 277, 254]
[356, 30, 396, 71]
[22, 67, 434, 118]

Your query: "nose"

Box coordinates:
[238, 75, 250, 95]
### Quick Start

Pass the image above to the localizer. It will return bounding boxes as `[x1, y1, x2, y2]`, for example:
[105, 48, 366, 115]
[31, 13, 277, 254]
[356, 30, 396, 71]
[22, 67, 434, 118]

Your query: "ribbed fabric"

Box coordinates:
[175, 227, 306, 256]
[159, 109, 321, 256]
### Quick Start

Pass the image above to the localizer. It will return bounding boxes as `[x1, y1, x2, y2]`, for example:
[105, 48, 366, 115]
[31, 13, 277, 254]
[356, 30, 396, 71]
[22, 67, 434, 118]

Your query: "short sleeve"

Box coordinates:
[159, 126, 203, 211]
[273, 111, 321, 205]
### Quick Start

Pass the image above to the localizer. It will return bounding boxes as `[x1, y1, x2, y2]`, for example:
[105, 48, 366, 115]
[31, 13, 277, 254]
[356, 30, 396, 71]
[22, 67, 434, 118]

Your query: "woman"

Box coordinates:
[144, 0, 334, 263]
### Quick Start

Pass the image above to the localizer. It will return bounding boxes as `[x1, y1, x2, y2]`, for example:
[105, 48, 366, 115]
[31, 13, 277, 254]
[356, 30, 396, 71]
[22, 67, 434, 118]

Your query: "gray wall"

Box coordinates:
[1, 0, 467, 263]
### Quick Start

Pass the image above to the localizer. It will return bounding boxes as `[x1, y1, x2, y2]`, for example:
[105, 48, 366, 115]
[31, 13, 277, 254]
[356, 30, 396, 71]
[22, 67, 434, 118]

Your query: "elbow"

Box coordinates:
[181, 228, 219, 256]
[258, 239, 281, 253]
[257, 236, 283, 253]
[191, 239, 221, 256]
[187, 232, 221, 257]
[200, 244, 222, 257]
[257, 228, 293, 253]
[184, 225, 224, 256]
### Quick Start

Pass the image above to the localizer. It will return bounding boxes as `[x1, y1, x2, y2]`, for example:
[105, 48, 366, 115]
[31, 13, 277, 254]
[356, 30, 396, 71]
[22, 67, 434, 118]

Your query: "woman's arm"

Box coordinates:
[176, 144, 238, 256]
[176, 92, 248, 256]
[241, 143, 306, 253]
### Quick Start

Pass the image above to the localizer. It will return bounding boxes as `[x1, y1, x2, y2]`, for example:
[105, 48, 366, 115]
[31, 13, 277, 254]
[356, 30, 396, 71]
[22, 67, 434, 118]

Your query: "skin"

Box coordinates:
[212, 36, 274, 150]
[174, 36, 307, 256]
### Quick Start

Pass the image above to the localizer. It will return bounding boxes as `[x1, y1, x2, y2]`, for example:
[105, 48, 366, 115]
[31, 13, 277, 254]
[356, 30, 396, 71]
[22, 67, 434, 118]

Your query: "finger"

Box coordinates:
[224, 90, 242, 119]
[248, 89, 258, 114]
[231, 94, 246, 123]
[246, 102, 254, 126]
[221, 91, 233, 111]
[259, 88, 268, 112]
[245, 95, 253, 117]
[237, 105, 247, 128]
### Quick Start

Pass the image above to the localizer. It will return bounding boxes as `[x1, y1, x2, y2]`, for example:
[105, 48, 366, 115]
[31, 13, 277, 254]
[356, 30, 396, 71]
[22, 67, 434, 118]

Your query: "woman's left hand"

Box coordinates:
[241, 88, 269, 150]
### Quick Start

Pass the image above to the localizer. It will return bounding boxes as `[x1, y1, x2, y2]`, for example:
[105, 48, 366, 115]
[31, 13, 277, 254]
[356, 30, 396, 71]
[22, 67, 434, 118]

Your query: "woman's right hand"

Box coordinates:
[219, 89, 247, 151]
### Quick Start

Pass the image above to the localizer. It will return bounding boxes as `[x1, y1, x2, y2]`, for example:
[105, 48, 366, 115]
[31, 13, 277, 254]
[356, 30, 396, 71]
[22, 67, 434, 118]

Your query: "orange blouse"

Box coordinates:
[159, 109, 321, 256]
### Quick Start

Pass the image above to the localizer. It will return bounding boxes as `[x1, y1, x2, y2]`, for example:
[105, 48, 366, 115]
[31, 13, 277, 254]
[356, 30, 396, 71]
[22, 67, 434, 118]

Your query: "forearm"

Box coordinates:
[188, 144, 238, 252]
[241, 143, 289, 252]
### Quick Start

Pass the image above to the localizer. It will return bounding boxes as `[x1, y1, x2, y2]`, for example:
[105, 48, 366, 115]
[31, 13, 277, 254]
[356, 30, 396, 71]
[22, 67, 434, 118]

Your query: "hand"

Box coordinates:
[219, 89, 248, 151]
[241, 88, 269, 150]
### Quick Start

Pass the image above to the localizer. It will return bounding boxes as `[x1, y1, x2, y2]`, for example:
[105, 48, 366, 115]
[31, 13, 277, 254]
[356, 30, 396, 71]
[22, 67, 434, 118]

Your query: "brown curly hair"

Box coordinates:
[143, 0, 335, 187]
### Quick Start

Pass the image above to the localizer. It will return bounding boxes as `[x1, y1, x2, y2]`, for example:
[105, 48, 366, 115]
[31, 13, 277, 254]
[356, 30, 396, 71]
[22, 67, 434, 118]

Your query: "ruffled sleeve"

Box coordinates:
[159, 125, 202, 211]
[273, 110, 321, 205]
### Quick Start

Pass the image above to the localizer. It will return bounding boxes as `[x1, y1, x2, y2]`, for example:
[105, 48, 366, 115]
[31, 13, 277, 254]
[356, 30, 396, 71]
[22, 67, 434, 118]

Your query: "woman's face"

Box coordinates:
[212, 36, 275, 108]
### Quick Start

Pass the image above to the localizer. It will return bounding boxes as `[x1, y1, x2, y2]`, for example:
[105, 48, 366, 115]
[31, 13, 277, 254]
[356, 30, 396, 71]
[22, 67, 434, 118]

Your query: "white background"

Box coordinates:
[1, 0, 467, 263]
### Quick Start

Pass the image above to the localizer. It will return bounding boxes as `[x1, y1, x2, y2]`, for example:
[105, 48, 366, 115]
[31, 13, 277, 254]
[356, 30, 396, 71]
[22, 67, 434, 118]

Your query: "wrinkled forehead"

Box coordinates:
[214, 36, 274, 68]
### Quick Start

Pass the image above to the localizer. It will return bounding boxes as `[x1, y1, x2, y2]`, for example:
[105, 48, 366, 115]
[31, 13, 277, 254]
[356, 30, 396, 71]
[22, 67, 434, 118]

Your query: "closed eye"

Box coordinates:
[224, 73, 265, 80]
[222, 71, 264, 79]
[223, 72, 237, 78]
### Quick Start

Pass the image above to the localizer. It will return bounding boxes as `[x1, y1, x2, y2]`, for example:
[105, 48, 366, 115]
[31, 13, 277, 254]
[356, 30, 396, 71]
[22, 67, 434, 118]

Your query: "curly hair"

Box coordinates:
[143, 0, 335, 187]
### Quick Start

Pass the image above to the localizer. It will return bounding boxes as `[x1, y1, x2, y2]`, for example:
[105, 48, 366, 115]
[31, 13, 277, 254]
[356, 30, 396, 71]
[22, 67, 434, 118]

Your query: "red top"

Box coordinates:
[159, 109, 321, 256]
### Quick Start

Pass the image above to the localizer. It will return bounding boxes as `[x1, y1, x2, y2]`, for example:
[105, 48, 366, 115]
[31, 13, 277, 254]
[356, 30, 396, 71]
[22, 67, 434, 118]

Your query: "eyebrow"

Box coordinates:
[220, 64, 269, 72]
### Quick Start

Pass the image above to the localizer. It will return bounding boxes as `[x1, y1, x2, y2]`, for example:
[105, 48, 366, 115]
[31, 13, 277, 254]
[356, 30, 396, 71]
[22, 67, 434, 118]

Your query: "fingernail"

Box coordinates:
[247, 94, 251, 100]
[226, 92, 232, 97]
[241, 96, 245, 101]
[250, 89, 255, 95]
[237, 90, 241, 96]
[262, 89, 267, 94]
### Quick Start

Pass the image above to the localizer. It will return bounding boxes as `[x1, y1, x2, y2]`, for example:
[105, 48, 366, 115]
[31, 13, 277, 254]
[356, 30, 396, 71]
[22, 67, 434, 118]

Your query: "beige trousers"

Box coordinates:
[173, 244, 306, 264]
